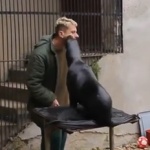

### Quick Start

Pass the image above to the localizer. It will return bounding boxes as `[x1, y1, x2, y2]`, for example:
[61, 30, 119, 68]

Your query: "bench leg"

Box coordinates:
[109, 127, 114, 150]
[43, 127, 53, 150]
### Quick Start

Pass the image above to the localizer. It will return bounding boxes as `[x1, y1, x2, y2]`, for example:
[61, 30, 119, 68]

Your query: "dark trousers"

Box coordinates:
[41, 128, 67, 150]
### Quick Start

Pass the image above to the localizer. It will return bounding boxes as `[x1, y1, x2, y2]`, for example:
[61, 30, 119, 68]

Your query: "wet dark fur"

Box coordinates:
[66, 39, 112, 126]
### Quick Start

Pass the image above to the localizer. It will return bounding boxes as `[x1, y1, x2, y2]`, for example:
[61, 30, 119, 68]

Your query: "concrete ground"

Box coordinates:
[2, 122, 149, 150]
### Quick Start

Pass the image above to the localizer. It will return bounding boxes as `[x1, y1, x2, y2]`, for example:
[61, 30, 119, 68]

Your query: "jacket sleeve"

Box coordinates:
[26, 54, 56, 106]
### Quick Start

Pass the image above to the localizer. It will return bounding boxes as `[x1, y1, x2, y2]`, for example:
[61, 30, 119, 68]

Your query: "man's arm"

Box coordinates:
[26, 53, 56, 106]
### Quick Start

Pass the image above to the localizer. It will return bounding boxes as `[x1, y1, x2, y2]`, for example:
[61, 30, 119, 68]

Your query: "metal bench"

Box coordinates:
[30, 106, 138, 150]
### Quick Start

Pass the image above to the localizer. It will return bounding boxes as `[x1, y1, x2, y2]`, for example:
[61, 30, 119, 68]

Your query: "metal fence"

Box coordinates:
[0, 0, 123, 149]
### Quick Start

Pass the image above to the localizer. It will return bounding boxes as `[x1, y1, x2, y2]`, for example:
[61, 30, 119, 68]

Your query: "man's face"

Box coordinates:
[59, 24, 79, 40]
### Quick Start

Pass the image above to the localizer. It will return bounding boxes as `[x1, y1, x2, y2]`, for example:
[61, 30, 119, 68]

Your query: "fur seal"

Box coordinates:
[66, 39, 112, 126]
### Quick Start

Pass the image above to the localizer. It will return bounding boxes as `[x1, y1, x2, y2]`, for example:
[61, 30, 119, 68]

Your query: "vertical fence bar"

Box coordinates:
[16, 0, 21, 130]
[56, 0, 58, 25]
[40, 0, 43, 37]
[26, 0, 29, 55]
[91, 0, 94, 53]
[44, 0, 47, 34]
[118, 0, 123, 53]
[105, 0, 108, 53]
[55, 0, 57, 30]
[11, 0, 15, 136]
[79, 0, 82, 52]
[7, 0, 11, 137]
[29, 0, 32, 53]
[99, 0, 102, 54]
[121, 0, 123, 53]
[52, 0, 54, 31]
[41, 0, 44, 35]
[81, 0, 84, 53]
[24, 0, 28, 123]
[112, 0, 116, 53]
[93, 0, 96, 54]
[107, 0, 111, 53]
[0, 0, 4, 147]
[115, 0, 117, 53]
[13, 0, 19, 132]
[4, 0, 8, 143]
[106, 0, 109, 53]
[20, 0, 24, 126]
[33, 0, 37, 44]
[20, 0, 25, 128]
[13, 0, 17, 128]
[102, 0, 107, 52]
[48, 0, 51, 33]
[37, 0, 40, 39]
[111, 0, 114, 53]
[108, 0, 110, 53]
[81, 1, 87, 54]
[112, 0, 115, 53]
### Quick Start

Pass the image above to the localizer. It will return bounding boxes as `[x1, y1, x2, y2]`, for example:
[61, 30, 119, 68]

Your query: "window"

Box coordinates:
[61, 0, 123, 56]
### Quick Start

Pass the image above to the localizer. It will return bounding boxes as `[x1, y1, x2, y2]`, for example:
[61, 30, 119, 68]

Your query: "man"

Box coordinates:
[26, 17, 79, 150]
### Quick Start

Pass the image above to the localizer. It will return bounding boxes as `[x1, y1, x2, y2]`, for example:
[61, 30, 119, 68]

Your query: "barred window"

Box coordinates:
[61, 0, 123, 56]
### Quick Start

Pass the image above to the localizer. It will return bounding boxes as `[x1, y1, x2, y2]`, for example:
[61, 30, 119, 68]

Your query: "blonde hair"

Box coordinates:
[55, 17, 77, 34]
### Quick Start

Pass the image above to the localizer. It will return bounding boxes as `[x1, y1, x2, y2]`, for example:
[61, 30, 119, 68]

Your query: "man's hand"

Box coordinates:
[51, 99, 60, 107]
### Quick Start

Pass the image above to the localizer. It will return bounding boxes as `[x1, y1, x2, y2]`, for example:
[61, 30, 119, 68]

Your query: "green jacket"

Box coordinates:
[27, 34, 58, 110]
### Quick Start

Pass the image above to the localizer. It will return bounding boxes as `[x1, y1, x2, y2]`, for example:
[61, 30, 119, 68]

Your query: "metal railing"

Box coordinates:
[0, 0, 123, 149]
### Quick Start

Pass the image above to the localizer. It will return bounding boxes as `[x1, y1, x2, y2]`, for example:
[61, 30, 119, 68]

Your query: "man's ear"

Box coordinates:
[58, 31, 65, 38]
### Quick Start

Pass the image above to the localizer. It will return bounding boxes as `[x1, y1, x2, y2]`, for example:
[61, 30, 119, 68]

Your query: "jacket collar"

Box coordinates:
[50, 33, 57, 55]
